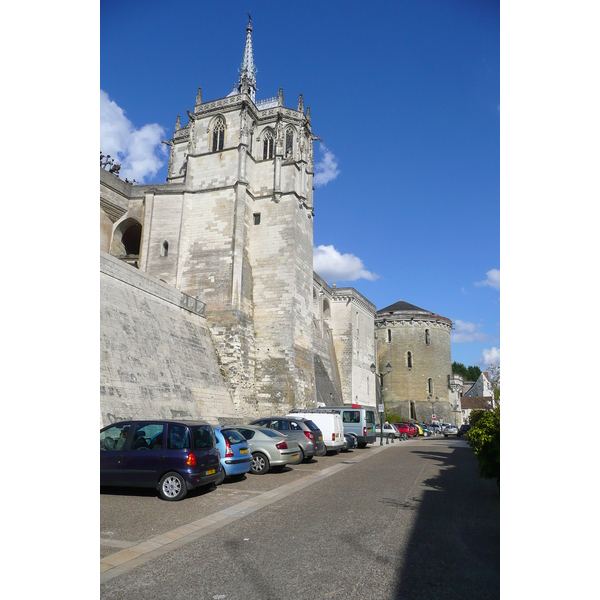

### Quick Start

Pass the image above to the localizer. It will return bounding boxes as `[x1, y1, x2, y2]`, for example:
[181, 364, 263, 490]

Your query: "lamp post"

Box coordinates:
[371, 362, 392, 445]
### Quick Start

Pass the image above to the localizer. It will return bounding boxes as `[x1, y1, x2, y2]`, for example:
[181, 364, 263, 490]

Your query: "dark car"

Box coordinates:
[249, 416, 326, 461]
[100, 420, 222, 501]
[457, 424, 471, 437]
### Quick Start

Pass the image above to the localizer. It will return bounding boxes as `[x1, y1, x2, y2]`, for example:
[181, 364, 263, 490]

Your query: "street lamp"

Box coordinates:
[371, 362, 392, 445]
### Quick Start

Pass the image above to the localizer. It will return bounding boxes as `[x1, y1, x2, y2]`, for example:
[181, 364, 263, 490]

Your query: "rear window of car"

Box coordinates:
[365, 411, 375, 424]
[222, 429, 246, 444]
[190, 425, 214, 449]
[303, 420, 319, 431]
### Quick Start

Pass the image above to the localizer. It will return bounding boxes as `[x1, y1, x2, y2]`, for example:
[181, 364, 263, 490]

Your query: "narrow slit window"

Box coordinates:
[425, 329, 430, 345]
[428, 378, 433, 394]
[161, 240, 169, 257]
[387, 329, 392, 343]
[407, 351, 412, 368]
[253, 213, 261, 225]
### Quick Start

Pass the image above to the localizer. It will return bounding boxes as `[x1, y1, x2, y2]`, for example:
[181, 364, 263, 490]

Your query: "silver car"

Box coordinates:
[231, 425, 302, 475]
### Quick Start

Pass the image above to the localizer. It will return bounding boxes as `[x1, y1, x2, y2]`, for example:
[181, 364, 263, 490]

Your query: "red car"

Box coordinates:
[392, 423, 411, 440]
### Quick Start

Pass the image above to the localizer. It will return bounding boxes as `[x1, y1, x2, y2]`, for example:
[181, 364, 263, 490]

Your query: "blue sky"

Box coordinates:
[100, 0, 500, 370]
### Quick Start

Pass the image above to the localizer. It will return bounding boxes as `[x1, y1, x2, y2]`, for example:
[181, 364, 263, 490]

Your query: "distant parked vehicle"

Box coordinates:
[419, 423, 433, 437]
[231, 425, 302, 475]
[287, 410, 345, 454]
[428, 422, 443, 435]
[444, 425, 459, 437]
[249, 416, 326, 461]
[375, 422, 400, 440]
[410, 422, 424, 436]
[316, 405, 377, 448]
[213, 426, 252, 481]
[392, 422, 410, 440]
[342, 432, 358, 451]
[457, 424, 471, 437]
[100, 420, 222, 501]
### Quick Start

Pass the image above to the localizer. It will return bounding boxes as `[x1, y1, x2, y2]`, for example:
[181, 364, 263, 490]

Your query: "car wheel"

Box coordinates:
[216, 465, 226, 485]
[358, 443, 367, 449]
[158, 472, 187, 501]
[251, 452, 270, 475]
[297, 448, 305, 462]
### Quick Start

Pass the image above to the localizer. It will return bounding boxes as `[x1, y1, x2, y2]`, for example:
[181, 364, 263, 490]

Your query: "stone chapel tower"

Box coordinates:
[134, 18, 318, 415]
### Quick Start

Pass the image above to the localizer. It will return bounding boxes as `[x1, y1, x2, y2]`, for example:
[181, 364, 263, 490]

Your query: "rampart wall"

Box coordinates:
[100, 252, 239, 428]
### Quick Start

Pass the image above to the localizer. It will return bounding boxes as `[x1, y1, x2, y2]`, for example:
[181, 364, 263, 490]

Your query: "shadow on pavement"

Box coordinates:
[392, 444, 500, 600]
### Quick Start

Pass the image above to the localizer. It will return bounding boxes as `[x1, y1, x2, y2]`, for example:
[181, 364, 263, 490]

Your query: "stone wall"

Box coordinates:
[100, 252, 238, 428]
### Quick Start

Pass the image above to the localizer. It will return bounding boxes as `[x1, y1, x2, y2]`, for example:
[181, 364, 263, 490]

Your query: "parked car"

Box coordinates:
[401, 422, 418, 437]
[392, 422, 410, 440]
[230, 425, 302, 474]
[428, 422, 443, 435]
[411, 422, 424, 436]
[419, 423, 433, 437]
[375, 422, 400, 440]
[317, 405, 377, 448]
[287, 410, 345, 454]
[213, 426, 252, 481]
[100, 420, 222, 501]
[343, 432, 358, 451]
[457, 424, 471, 437]
[249, 416, 326, 461]
[444, 425, 459, 437]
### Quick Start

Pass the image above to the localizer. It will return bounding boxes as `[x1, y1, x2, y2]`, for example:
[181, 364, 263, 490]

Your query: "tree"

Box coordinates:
[487, 364, 500, 403]
[452, 362, 482, 382]
[466, 406, 500, 481]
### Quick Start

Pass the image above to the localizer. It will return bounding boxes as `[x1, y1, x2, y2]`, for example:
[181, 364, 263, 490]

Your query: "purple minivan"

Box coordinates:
[100, 420, 222, 501]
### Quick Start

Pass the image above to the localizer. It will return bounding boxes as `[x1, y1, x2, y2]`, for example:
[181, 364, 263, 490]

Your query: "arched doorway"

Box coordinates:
[111, 218, 142, 267]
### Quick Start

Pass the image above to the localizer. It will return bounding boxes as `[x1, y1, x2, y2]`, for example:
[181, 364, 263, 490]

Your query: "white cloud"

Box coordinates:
[451, 320, 489, 343]
[313, 245, 378, 282]
[481, 347, 500, 366]
[100, 89, 167, 183]
[475, 268, 500, 291]
[313, 144, 340, 187]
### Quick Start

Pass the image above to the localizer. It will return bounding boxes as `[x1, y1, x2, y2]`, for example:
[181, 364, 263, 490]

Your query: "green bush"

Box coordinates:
[466, 406, 500, 480]
[385, 412, 402, 423]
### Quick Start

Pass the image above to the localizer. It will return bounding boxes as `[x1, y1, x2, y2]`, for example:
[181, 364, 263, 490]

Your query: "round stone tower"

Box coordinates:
[375, 300, 453, 424]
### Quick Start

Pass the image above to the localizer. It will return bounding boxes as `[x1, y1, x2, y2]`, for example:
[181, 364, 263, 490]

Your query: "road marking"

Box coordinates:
[101, 442, 396, 582]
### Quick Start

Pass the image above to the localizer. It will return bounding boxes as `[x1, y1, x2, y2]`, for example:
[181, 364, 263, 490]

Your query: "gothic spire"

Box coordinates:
[238, 15, 257, 103]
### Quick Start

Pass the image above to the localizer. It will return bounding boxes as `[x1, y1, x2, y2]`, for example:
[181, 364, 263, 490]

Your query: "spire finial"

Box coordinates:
[238, 15, 257, 102]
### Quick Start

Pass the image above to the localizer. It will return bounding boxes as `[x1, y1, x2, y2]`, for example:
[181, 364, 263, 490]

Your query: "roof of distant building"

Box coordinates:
[461, 397, 493, 410]
[376, 300, 451, 325]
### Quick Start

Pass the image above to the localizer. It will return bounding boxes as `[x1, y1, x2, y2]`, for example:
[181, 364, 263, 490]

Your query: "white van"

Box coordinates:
[287, 409, 345, 454]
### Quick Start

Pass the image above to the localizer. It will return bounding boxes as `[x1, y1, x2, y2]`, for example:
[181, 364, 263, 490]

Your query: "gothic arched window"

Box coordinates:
[212, 117, 225, 152]
[285, 127, 294, 158]
[263, 129, 274, 159]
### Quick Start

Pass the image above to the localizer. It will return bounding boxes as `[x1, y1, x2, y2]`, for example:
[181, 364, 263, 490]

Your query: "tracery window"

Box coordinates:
[285, 127, 294, 158]
[212, 117, 225, 152]
[263, 129, 274, 159]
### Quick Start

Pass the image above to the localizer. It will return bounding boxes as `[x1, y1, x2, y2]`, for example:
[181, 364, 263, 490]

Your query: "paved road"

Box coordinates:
[101, 436, 499, 599]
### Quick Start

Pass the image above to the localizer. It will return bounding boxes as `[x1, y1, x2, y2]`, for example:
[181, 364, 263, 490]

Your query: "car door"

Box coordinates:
[100, 423, 133, 485]
[120, 422, 166, 486]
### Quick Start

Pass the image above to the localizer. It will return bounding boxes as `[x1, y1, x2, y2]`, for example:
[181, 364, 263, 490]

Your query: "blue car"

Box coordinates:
[100, 420, 222, 501]
[213, 426, 253, 481]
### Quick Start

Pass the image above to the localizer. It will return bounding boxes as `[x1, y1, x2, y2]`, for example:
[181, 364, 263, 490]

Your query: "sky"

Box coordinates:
[100, 0, 500, 370]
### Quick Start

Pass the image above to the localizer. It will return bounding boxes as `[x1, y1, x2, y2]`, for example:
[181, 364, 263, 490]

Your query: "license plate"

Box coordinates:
[206, 468, 216, 475]
[240, 449, 248, 454]
[291, 454, 298, 461]
[318, 435, 322, 441]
